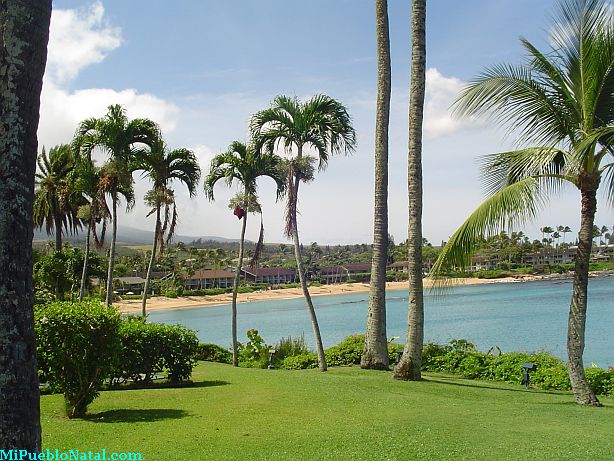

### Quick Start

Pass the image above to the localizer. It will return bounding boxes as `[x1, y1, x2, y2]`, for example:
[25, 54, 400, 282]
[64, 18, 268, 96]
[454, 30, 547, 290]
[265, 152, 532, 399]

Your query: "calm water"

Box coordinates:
[149, 276, 614, 367]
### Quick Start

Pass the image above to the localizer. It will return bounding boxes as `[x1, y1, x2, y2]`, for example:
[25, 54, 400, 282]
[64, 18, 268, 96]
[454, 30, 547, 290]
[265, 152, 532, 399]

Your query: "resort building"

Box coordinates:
[318, 263, 371, 284]
[115, 276, 147, 295]
[184, 269, 236, 290]
[241, 267, 296, 285]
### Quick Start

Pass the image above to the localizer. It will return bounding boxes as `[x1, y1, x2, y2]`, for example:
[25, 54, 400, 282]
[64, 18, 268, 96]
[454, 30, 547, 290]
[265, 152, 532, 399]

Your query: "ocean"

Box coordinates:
[148, 276, 613, 367]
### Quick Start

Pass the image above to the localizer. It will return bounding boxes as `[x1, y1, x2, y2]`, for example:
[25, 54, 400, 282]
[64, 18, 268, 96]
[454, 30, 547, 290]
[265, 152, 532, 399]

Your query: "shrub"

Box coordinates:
[35, 300, 122, 418]
[238, 329, 270, 368]
[585, 367, 614, 395]
[164, 290, 178, 298]
[272, 335, 310, 367]
[196, 343, 232, 364]
[159, 324, 199, 383]
[325, 335, 365, 366]
[280, 353, 319, 370]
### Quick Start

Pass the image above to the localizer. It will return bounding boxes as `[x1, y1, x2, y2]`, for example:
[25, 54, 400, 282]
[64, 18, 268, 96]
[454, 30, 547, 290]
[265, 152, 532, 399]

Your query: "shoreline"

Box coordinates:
[115, 272, 614, 314]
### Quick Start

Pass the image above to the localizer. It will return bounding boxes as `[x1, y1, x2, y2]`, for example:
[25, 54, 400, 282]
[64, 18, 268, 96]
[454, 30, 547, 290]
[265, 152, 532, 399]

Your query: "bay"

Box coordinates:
[149, 276, 613, 367]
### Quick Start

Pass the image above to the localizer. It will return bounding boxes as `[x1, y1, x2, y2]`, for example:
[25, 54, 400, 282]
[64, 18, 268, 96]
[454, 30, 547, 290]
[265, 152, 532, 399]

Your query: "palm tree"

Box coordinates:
[362, 0, 392, 371]
[0, 0, 52, 450]
[431, 0, 613, 405]
[136, 140, 201, 317]
[73, 160, 110, 301]
[393, 0, 427, 381]
[33, 145, 84, 252]
[74, 104, 160, 307]
[251, 95, 356, 371]
[205, 141, 284, 366]
[561, 226, 572, 245]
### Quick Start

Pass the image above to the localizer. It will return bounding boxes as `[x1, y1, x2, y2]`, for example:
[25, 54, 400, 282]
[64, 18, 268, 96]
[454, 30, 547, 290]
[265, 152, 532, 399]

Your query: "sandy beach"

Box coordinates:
[116, 277, 517, 313]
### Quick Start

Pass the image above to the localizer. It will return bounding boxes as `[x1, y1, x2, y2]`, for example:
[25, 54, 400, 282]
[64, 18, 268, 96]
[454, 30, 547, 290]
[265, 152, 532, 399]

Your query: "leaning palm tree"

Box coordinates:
[251, 95, 357, 371]
[73, 159, 110, 300]
[362, 0, 392, 370]
[205, 141, 285, 366]
[33, 145, 84, 252]
[74, 104, 160, 307]
[431, 0, 613, 405]
[393, 0, 427, 381]
[136, 140, 201, 318]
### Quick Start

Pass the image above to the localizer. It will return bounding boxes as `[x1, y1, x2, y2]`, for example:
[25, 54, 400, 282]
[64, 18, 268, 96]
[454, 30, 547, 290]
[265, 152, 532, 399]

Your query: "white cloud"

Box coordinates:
[38, 3, 178, 150]
[423, 68, 480, 139]
[47, 1, 121, 84]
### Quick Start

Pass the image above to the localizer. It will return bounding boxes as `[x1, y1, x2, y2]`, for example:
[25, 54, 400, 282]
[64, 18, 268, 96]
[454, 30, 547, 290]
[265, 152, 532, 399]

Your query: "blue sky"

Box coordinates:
[42, 0, 611, 245]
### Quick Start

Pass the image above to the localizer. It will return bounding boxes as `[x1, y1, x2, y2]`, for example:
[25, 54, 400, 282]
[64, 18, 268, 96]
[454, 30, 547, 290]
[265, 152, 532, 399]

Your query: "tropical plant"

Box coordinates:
[431, 0, 614, 405]
[204, 140, 284, 366]
[33, 145, 84, 252]
[393, 0, 427, 381]
[74, 104, 160, 307]
[73, 160, 110, 300]
[250, 95, 357, 371]
[0, 0, 51, 449]
[135, 139, 201, 317]
[362, 0, 391, 370]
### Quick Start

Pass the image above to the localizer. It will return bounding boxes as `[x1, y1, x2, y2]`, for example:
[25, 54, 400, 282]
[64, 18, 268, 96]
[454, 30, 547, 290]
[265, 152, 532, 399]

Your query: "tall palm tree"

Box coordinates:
[251, 95, 356, 371]
[73, 160, 110, 301]
[205, 141, 284, 366]
[393, 0, 427, 381]
[0, 0, 52, 450]
[74, 104, 160, 307]
[362, 0, 391, 370]
[33, 145, 84, 252]
[136, 140, 201, 317]
[431, 0, 613, 405]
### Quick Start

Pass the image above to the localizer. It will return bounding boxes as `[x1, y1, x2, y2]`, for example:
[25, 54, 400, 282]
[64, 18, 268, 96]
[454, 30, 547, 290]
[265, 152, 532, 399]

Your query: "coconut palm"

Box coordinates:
[251, 95, 356, 371]
[431, 0, 614, 405]
[362, 0, 392, 370]
[33, 145, 84, 252]
[135, 140, 201, 317]
[0, 0, 51, 449]
[73, 160, 110, 301]
[393, 0, 427, 381]
[74, 104, 160, 307]
[205, 141, 284, 366]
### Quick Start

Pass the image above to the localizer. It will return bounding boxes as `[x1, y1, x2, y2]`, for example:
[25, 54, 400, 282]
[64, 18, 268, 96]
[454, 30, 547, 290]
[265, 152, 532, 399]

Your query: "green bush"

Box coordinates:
[196, 343, 232, 364]
[236, 286, 255, 294]
[164, 290, 178, 298]
[585, 367, 614, 395]
[325, 335, 364, 366]
[272, 335, 310, 367]
[159, 324, 199, 383]
[238, 329, 270, 368]
[280, 353, 318, 370]
[35, 300, 122, 418]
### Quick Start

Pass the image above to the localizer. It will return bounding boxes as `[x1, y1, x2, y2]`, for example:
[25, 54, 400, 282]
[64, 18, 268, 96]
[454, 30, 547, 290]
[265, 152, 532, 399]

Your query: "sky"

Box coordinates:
[41, 0, 612, 246]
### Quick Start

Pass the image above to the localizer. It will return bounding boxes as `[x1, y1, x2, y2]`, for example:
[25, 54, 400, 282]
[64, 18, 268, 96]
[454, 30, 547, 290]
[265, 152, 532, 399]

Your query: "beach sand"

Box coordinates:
[115, 277, 512, 313]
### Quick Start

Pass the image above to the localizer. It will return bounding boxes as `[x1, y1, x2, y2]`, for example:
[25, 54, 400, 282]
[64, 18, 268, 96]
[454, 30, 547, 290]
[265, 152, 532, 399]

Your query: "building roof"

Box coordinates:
[389, 261, 409, 268]
[116, 276, 147, 285]
[187, 269, 236, 280]
[342, 263, 371, 272]
[241, 267, 296, 277]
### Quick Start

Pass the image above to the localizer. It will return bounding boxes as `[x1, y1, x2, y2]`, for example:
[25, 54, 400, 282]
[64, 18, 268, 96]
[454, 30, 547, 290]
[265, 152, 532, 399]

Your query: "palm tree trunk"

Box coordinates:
[291, 177, 327, 371]
[142, 207, 161, 318]
[568, 183, 600, 406]
[105, 191, 118, 307]
[0, 0, 51, 450]
[362, 0, 391, 370]
[231, 210, 248, 367]
[394, 0, 426, 381]
[78, 221, 92, 301]
[54, 213, 62, 252]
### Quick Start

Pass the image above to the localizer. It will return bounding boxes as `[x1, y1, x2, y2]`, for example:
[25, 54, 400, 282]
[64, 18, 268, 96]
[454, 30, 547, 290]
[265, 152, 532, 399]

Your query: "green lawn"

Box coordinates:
[41, 363, 614, 460]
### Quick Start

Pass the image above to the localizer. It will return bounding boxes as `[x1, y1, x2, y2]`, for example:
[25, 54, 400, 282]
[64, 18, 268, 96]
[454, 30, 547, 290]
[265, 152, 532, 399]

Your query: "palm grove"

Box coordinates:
[1, 0, 612, 451]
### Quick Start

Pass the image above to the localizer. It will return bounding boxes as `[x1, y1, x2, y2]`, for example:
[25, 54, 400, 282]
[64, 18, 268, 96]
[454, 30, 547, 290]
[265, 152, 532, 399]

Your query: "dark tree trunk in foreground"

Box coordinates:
[231, 211, 248, 367]
[0, 0, 52, 450]
[78, 221, 92, 301]
[142, 207, 161, 318]
[567, 176, 600, 406]
[290, 176, 327, 371]
[394, 0, 426, 381]
[105, 191, 118, 307]
[54, 213, 62, 252]
[362, 0, 391, 370]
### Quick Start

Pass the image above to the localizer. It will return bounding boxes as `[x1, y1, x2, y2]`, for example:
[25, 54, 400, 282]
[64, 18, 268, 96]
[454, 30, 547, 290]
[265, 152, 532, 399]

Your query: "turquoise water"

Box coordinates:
[149, 276, 613, 367]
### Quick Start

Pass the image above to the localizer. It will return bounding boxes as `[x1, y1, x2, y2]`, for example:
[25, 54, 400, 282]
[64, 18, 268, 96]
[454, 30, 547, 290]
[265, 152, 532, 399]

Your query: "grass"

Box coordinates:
[41, 363, 614, 460]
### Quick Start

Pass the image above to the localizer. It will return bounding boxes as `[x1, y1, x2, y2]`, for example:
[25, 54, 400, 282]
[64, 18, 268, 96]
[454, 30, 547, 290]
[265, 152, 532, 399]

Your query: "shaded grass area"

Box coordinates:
[41, 362, 614, 460]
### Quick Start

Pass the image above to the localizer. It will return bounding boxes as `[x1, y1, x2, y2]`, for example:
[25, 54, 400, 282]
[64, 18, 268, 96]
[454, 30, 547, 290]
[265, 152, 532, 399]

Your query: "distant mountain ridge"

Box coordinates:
[33, 225, 241, 245]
